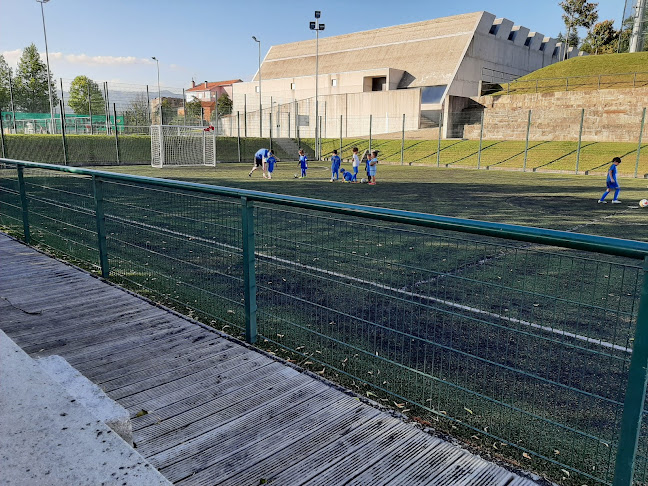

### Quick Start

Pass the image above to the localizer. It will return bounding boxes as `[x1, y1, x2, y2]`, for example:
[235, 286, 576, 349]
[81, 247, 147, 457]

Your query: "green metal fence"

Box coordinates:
[2, 158, 648, 485]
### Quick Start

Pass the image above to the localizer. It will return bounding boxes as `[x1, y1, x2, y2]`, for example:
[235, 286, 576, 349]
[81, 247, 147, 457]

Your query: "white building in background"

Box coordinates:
[225, 11, 583, 139]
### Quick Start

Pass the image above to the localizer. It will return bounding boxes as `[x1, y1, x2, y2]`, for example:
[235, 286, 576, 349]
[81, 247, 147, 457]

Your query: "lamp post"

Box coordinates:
[252, 36, 262, 137]
[36, 0, 54, 133]
[151, 57, 162, 124]
[310, 11, 325, 159]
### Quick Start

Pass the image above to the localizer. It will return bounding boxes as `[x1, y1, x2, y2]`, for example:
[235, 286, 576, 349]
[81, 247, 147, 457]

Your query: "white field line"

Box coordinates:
[108, 214, 632, 354]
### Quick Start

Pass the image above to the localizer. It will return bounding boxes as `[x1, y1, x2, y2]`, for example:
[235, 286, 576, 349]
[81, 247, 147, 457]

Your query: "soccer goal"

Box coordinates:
[150, 125, 217, 168]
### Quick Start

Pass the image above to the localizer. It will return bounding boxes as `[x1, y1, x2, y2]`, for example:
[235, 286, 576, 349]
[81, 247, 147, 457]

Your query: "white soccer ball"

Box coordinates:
[640, 199, 648, 208]
[294, 174, 299, 179]
[361, 178, 368, 183]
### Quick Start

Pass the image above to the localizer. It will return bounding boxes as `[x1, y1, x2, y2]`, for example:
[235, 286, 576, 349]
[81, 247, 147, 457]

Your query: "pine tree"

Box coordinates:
[0, 54, 12, 111]
[13, 44, 58, 113]
[68, 75, 105, 115]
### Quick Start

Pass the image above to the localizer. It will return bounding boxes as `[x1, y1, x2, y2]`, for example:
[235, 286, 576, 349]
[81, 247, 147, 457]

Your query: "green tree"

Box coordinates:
[559, 0, 599, 57]
[0, 54, 12, 111]
[68, 75, 105, 115]
[581, 20, 618, 54]
[123, 92, 149, 127]
[185, 98, 202, 122]
[557, 30, 581, 48]
[13, 43, 58, 112]
[217, 92, 233, 117]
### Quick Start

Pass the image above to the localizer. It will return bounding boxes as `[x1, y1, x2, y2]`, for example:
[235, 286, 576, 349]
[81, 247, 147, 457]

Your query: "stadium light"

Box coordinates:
[151, 57, 162, 124]
[36, 0, 54, 133]
[310, 11, 325, 160]
[252, 36, 262, 137]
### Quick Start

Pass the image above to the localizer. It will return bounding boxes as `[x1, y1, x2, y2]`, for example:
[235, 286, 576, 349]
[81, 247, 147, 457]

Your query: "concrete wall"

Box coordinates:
[461, 88, 648, 142]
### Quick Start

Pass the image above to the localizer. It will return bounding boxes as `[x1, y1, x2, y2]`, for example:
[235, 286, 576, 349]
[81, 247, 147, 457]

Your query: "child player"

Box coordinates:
[351, 147, 360, 182]
[265, 150, 277, 180]
[368, 150, 379, 185]
[298, 149, 308, 178]
[330, 150, 341, 182]
[340, 168, 354, 182]
[598, 157, 622, 204]
[249, 148, 270, 178]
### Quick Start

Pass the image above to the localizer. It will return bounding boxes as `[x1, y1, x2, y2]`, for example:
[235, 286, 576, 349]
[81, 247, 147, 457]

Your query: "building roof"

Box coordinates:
[187, 79, 243, 92]
[255, 12, 483, 88]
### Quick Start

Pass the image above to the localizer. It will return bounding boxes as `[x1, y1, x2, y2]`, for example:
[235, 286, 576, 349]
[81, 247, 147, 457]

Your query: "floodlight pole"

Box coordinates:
[252, 36, 262, 137]
[36, 0, 55, 133]
[310, 12, 324, 160]
[152, 57, 162, 124]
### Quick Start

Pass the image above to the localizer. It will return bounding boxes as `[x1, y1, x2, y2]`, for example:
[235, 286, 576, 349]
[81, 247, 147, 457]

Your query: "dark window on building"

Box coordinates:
[524, 36, 532, 47]
[489, 24, 499, 35]
[372, 77, 387, 91]
[508, 31, 516, 41]
[421, 85, 447, 104]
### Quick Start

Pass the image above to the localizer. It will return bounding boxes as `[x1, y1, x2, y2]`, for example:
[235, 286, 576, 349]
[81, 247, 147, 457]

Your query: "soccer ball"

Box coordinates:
[361, 178, 368, 183]
[640, 199, 648, 208]
[294, 174, 299, 179]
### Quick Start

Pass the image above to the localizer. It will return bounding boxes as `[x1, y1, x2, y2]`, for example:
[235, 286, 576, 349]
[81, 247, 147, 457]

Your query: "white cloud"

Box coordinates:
[1, 49, 22, 67]
[1, 49, 155, 68]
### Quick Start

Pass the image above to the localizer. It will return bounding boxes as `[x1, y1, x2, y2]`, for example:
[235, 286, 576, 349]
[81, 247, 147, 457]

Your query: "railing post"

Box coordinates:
[437, 111, 443, 168]
[575, 108, 585, 174]
[523, 109, 532, 172]
[241, 196, 257, 344]
[477, 111, 485, 169]
[401, 113, 405, 166]
[92, 175, 109, 278]
[635, 108, 646, 178]
[613, 256, 648, 486]
[16, 166, 30, 244]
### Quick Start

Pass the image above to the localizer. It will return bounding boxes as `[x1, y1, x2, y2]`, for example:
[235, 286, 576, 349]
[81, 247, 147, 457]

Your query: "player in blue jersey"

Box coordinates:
[598, 157, 622, 204]
[265, 152, 277, 179]
[340, 168, 354, 182]
[249, 148, 271, 178]
[298, 149, 308, 178]
[330, 150, 341, 182]
[368, 150, 379, 185]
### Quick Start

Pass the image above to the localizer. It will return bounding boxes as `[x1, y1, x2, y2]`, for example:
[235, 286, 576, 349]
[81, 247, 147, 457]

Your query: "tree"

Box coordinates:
[123, 92, 150, 126]
[559, 0, 599, 58]
[68, 75, 105, 115]
[581, 20, 619, 54]
[557, 30, 581, 48]
[185, 98, 202, 121]
[217, 92, 233, 117]
[0, 54, 12, 111]
[13, 43, 58, 113]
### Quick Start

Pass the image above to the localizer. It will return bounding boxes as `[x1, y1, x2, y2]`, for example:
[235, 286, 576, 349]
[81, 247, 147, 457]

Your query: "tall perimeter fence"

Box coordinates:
[3, 158, 648, 485]
[3, 99, 648, 177]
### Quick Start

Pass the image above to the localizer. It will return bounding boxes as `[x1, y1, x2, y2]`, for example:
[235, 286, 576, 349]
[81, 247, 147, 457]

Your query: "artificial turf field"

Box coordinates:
[102, 162, 648, 242]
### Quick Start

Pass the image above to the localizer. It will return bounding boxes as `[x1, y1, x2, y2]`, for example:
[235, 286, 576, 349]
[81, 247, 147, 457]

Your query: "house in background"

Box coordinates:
[184, 79, 242, 121]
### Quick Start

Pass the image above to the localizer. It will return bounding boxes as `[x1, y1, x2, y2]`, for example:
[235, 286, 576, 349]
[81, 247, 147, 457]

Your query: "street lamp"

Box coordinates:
[36, 0, 54, 133]
[151, 57, 162, 124]
[252, 36, 262, 137]
[310, 11, 325, 159]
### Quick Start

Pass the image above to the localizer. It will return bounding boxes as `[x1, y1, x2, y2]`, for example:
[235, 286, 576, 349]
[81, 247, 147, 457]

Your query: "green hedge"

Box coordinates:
[2, 134, 150, 166]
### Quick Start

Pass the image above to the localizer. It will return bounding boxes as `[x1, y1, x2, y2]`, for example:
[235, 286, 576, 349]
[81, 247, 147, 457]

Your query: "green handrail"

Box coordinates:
[3, 158, 648, 260]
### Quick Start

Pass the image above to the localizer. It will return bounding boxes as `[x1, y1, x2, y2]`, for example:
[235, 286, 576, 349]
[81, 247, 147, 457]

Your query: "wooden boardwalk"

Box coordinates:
[0, 234, 540, 486]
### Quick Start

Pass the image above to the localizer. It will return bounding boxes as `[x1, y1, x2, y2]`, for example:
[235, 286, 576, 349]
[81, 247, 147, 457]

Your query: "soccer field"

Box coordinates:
[102, 162, 648, 242]
[4, 161, 648, 484]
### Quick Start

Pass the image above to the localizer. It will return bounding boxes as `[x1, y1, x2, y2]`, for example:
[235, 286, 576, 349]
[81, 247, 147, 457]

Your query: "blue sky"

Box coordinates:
[0, 0, 624, 90]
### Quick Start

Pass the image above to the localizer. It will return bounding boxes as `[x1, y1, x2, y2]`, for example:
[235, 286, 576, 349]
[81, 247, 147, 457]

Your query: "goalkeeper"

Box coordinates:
[249, 148, 272, 178]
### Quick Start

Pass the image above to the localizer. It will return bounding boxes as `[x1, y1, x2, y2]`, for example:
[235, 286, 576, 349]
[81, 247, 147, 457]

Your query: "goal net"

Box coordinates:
[150, 125, 217, 168]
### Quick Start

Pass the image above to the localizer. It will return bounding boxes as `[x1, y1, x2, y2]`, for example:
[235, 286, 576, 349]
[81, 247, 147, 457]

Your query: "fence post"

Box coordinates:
[437, 111, 443, 168]
[237, 111, 242, 162]
[598, 75, 601, 90]
[523, 110, 532, 172]
[59, 100, 68, 166]
[400, 114, 406, 165]
[269, 112, 273, 151]
[17, 166, 30, 244]
[241, 196, 257, 344]
[566, 77, 569, 91]
[92, 176, 109, 278]
[146, 85, 151, 125]
[0, 111, 6, 158]
[244, 94, 247, 138]
[612, 257, 648, 486]
[87, 84, 94, 135]
[113, 104, 120, 165]
[477, 111, 485, 169]
[340, 115, 343, 156]
[575, 108, 585, 174]
[634, 72, 637, 88]
[535, 79, 538, 93]
[369, 114, 373, 154]
[8, 77, 17, 132]
[635, 108, 646, 178]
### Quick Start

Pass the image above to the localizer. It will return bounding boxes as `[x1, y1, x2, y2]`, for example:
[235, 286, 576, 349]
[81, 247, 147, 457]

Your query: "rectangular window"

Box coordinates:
[255, 86, 260, 93]
[291, 83, 296, 90]
[372, 77, 387, 91]
[331, 79, 337, 87]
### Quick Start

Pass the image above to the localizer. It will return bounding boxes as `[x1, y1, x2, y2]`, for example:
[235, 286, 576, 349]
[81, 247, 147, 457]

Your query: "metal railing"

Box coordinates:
[2, 158, 648, 485]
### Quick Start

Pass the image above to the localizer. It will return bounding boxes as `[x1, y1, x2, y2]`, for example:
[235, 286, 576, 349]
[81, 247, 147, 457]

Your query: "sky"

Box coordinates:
[0, 0, 626, 90]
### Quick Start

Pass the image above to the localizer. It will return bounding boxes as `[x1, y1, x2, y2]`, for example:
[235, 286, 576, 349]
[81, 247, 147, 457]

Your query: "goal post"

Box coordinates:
[150, 125, 217, 168]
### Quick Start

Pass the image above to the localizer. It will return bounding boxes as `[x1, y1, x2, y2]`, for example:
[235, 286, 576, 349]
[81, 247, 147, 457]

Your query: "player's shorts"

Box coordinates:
[255, 157, 263, 167]
[606, 181, 619, 189]
[368, 167, 377, 177]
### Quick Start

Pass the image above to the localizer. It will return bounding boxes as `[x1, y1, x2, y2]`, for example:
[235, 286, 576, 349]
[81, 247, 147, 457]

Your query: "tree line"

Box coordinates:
[0, 44, 233, 126]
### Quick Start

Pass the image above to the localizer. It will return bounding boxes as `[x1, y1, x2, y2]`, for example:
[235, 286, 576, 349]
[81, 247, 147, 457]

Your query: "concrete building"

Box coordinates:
[186, 80, 241, 122]
[225, 11, 582, 139]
